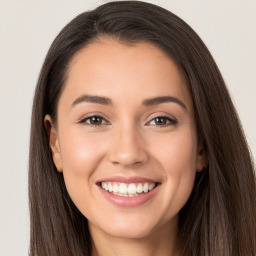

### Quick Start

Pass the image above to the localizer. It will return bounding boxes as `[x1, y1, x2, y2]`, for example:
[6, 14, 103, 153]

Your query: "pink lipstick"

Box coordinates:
[96, 176, 160, 207]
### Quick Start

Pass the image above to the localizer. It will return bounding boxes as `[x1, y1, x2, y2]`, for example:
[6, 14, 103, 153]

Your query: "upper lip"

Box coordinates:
[96, 175, 160, 184]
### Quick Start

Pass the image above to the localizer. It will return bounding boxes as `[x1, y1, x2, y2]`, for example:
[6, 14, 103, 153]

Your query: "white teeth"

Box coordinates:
[101, 182, 157, 197]
[128, 183, 137, 194]
[119, 183, 128, 194]
[136, 183, 143, 193]
[149, 183, 155, 190]
[143, 183, 149, 193]
[113, 183, 119, 193]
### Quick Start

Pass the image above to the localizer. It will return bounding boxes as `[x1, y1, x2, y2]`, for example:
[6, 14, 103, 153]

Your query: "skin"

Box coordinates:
[45, 38, 206, 256]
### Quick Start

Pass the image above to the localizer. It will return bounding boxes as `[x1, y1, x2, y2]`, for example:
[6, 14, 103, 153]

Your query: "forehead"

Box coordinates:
[69, 39, 182, 80]
[60, 38, 193, 110]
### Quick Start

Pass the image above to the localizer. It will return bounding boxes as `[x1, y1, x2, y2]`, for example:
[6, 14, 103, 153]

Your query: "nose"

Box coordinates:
[108, 123, 149, 167]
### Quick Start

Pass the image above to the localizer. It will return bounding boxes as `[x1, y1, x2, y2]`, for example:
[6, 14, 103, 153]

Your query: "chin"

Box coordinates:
[90, 213, 166, 240]
[101, 223, 155, 239]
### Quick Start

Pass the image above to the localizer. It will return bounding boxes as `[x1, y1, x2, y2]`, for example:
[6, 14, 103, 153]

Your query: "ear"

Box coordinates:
[196, 139, 208, 172]
[44, 114, 63, 172]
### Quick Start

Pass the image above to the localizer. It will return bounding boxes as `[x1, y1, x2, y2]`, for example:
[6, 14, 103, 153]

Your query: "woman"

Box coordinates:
[29, 1, 256, 255]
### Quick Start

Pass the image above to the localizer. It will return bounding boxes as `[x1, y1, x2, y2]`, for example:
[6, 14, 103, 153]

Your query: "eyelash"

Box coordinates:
[79, 115, 110, 127]
[147, 115, 177, 127]
[79, 114, 177, 128]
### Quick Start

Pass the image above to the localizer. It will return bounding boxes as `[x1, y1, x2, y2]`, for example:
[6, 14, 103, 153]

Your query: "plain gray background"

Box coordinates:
[0, 0, 255, 255]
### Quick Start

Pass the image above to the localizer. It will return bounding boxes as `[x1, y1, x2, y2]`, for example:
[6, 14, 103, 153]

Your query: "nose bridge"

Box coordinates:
[108, 119, 148, 167]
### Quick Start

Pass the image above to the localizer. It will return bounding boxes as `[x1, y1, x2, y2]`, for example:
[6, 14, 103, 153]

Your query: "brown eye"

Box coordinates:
[155, 117, 168, 125]
[80, 115, 108, 126]
[89, 116, 103, 125]
[148, 116, 177, 127]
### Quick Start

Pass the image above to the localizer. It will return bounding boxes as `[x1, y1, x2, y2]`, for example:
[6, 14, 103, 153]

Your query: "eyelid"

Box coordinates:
[78, 112, 108, 121]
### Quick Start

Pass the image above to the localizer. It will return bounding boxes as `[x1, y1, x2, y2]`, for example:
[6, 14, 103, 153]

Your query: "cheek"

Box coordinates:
[58, 129, 107, 207]
[152, 127, 197, 171]
[59, 126, 109, 172]
[61, 137, 99, 174]
[151, 128, 197, 212]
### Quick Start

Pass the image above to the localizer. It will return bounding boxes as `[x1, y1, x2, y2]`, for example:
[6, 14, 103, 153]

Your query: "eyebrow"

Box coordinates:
[71, 94, 113, 106]
[71, 94, 186, 110]
[142, 96, 186, 109]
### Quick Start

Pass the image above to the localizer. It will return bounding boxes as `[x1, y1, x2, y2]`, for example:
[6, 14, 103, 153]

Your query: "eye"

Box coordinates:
[147, 115, 177, 127]
[79, 115, 109, 127]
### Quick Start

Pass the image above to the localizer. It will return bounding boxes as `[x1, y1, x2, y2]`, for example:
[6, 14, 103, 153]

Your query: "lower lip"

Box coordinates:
[98, 185, 160, 207]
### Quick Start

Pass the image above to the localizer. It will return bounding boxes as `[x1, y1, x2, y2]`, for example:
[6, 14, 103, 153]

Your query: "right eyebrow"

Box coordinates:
[71, 94, 113, 108]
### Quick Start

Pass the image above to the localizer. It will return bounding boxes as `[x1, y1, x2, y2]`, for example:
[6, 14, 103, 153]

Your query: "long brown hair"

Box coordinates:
[29, 1, 256, 255]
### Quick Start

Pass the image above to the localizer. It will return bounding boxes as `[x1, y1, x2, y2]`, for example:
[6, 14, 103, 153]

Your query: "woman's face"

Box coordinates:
[46, 38, 205, 239]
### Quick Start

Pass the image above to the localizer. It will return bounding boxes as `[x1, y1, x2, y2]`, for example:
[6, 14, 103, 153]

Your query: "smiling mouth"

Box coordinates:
[99, 182, 158, 197]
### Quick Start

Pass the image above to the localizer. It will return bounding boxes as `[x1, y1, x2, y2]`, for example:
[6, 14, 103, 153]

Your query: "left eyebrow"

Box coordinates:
[142, 96, 187, 110]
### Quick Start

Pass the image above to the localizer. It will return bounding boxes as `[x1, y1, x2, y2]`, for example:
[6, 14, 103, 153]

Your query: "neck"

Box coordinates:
[89, 218, 180, 256]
